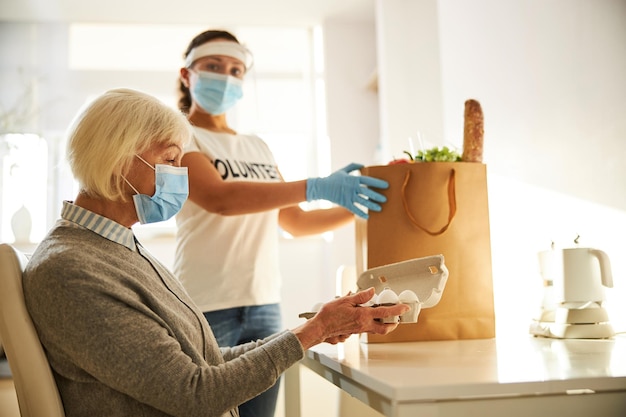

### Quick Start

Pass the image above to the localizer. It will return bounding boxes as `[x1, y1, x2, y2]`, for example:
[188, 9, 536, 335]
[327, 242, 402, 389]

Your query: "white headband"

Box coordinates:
[185, 41, 253, 70]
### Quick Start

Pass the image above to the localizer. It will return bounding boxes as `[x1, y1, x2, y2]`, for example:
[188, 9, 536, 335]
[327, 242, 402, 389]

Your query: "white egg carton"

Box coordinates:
[357, 254, 448, 309]
[298, 255, 448, 323]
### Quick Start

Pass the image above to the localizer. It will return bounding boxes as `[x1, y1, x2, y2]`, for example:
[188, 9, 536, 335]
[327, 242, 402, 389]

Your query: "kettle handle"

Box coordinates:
[589, 249, 613, 288]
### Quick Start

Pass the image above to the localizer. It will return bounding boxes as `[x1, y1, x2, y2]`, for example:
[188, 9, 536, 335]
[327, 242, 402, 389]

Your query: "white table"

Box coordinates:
[299, 334, 626, 417]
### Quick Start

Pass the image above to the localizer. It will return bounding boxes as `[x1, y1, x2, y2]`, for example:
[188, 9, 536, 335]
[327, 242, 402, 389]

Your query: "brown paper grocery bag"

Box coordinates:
[356, 162, 495, 342]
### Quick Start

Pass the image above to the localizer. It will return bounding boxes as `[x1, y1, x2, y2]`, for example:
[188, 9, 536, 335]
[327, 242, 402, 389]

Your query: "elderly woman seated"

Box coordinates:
[22, 88, 407, 417]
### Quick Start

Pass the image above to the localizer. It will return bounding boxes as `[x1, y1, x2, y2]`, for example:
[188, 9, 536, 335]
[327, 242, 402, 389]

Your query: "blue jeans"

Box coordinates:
[203, 304, 283, 417]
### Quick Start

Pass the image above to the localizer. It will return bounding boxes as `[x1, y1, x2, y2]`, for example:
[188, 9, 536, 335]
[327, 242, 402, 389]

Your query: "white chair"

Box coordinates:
[0, 243, 65, 417]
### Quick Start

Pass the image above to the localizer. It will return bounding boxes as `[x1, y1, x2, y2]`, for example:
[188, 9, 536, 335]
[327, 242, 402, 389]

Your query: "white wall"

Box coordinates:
[320, 17, 381, 300]
[376, 0, 626, 210]
[374, 0, 626, 336]
[437, 0, 626, 211]
[375, 0, 446, 151]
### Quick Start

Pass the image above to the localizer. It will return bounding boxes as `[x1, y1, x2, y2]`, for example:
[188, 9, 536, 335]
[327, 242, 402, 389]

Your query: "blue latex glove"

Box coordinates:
[306, 163, 389, 219]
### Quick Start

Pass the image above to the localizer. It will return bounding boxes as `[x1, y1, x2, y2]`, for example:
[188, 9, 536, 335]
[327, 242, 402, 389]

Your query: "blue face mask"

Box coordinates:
[191, 71, 243, 115]
[124, 156, 189, 224]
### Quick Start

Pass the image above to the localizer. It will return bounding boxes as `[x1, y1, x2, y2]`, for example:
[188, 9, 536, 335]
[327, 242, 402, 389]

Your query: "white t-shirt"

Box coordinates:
[174, 127, 282, 313]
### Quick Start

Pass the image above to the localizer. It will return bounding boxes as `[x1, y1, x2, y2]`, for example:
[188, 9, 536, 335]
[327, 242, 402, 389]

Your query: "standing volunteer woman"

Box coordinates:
[174, 30, 388, 417]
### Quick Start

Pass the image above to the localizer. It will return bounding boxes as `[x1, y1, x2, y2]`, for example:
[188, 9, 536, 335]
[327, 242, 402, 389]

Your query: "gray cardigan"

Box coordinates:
[23, 223, 304, 417]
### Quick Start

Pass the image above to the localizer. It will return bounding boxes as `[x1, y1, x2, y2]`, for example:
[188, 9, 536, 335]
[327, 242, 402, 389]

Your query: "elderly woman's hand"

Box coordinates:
[292, 288, 409, 350]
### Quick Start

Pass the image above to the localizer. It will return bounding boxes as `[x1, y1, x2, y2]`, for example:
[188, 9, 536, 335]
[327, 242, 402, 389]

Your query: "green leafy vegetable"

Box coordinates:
[404, 146, 461, 162]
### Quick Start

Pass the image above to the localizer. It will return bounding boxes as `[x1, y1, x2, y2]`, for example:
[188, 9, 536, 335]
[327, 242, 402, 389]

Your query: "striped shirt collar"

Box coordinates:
[60, 201, 137, 251]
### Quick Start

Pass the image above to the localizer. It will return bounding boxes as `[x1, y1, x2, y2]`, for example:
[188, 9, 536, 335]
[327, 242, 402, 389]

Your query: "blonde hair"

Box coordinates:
[66, 88, 192, 201]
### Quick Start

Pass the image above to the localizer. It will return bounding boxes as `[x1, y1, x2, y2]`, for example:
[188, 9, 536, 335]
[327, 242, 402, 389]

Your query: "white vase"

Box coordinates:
[10, 204, 32, 243]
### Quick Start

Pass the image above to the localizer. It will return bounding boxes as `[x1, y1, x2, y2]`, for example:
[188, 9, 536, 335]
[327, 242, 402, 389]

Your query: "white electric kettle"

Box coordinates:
[538, 247, 613, 305]
[531, 246, 615, 339]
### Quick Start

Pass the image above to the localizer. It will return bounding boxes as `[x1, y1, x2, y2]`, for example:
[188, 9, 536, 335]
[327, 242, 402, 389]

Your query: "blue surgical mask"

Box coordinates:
[124, 155, 189, 224]
[191, 71, 243, 115]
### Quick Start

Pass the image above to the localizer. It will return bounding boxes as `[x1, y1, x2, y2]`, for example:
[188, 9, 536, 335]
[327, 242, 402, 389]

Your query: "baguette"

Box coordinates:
[462, 99, 484, 162]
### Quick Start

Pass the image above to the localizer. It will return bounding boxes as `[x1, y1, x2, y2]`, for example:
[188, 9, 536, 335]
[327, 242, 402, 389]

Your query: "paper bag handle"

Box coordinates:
[401, 168, 457, 236]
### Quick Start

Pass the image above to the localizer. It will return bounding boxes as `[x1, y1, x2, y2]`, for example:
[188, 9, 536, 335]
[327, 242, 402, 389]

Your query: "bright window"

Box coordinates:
[0, 23, 330, 242]
[1, 24, 328, 240]
[67, 24, 326, 182]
